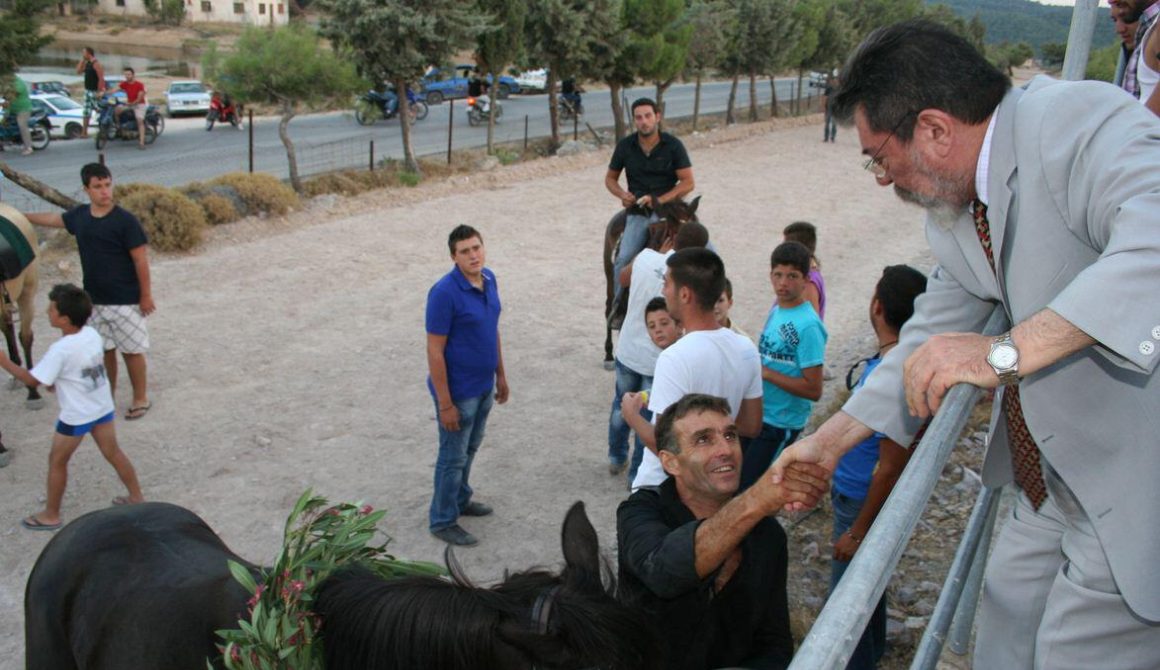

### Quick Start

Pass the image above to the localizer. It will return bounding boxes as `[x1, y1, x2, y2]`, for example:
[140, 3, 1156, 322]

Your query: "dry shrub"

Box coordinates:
[301, 173, 365, 198]
[198, 194, 240, 225]
[210, 172, 299, 216]
[117, 183, 207, 252]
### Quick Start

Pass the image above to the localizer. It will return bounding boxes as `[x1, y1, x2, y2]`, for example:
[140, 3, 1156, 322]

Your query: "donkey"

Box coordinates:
[0, 202, 42, 409]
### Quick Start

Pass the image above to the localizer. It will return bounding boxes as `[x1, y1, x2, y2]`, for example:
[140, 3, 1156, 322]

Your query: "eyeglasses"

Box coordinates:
[862, 112, 915, 178]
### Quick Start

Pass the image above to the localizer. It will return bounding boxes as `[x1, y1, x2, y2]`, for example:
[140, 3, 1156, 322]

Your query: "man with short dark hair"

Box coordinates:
[617, 392, 827, 670]
[25, 163, 155, 422]
[608, 221, 709, 483]
[605, 98, 695, 299]
[426, 224, 509, 546]
[772, 20, 1160, 668]
[117, 67, 148, 150]
[621, 248, 763, 492]
[76, 46, 105, 139]
[1117, 0, 1159, 99]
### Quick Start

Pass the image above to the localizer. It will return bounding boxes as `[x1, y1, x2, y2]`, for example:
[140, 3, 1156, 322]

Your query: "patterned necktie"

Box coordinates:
[972, 199, 1048, 510]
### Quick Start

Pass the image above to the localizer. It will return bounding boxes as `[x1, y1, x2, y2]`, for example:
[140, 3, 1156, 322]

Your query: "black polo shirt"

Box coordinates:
[616, 478, 794, 670]
[609, 131, 692, 199]
[62, 205, 148, 305]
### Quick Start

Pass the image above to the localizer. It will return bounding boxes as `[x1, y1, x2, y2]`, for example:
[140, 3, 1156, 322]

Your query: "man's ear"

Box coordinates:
[913, 108, 956, 158]
[678, 285, 694, 306]
[659, 449, 680, 477]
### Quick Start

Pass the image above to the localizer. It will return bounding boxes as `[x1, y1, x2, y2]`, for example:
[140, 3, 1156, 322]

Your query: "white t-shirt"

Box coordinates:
[630, 327, 764, 490]
[616, 249, 673, 376]
[31, 326, 114, 425]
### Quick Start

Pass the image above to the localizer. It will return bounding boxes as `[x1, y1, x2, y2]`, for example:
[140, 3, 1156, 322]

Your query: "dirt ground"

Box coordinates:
[0, 115, 937, 666]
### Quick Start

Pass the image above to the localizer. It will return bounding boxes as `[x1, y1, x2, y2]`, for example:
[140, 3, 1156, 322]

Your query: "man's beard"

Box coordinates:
[895, 146, 972, 230]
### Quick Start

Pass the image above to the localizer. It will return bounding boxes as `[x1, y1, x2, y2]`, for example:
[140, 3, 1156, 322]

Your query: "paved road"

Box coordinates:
[5, 77, 819, 204]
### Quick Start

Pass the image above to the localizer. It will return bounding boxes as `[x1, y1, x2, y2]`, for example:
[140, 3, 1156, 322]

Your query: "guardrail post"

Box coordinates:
[369, 140, 375, 172]
[98, 152, 105, 166]
[948, 488, 1002, 656]
[524, 114, 529, 150]
[248, 109, 254, 173]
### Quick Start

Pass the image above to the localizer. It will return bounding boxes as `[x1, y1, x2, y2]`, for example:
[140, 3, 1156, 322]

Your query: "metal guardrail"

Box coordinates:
[788, 308, 1008, 670]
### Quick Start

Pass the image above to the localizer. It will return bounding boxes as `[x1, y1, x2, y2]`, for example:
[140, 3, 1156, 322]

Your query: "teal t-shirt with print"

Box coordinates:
[757, 302, 827, 429]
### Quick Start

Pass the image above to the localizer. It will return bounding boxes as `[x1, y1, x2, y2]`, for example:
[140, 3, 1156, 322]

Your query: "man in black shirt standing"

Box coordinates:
[75, 47, 105, 140]
[26, 163, 155, 421]
[605, 98, 694, 298]
[617, 393, 827, 670]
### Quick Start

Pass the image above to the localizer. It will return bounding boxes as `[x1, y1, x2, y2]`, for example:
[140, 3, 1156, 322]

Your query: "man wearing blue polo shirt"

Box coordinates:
[426, 224, 509, 546]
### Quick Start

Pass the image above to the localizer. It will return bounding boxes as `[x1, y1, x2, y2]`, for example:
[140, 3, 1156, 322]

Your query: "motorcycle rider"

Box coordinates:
[561, 77, 583, 115]
[468, 74, 491, 113]
[115, 68, 148, 150]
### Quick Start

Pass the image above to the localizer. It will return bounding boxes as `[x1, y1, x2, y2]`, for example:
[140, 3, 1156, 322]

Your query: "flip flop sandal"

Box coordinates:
[22, 516, 62, 531]
[125, 403, 152, 421]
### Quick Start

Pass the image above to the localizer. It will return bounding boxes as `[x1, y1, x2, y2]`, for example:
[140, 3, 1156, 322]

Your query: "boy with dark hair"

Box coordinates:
[742, 241, 827, 490]
[0, 283, 145, 531]
[782, 221, 825, 319]
[829, 264, 927, 670]
[714, 277, 750, 340]
[25, 163, 156, 421]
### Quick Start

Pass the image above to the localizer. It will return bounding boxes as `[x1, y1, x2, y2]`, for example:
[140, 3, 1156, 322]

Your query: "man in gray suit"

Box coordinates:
[770, 20, 1160, 669]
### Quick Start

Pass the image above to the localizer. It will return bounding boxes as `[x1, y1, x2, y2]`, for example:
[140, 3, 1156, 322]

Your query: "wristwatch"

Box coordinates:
[987, 333, 1021, 386]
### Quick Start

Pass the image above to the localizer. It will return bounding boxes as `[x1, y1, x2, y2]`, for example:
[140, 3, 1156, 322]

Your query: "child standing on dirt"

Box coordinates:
[0, 283, 144, 531]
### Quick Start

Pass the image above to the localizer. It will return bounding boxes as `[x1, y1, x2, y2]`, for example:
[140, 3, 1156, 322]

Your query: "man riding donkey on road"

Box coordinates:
[605, 98, 695, 318]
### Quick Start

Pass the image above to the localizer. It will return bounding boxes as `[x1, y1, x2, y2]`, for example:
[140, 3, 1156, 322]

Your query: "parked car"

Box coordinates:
[513, 68, 548, 94]
[164, 80, 212, 117]
[29, 81, 71, 97]
[30, 93, 99, 139]
[420, 65, 521, 105]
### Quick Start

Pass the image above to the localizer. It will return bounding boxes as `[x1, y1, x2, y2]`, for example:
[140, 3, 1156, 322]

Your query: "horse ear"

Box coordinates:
[689, 195, 701, 214]
[561, 501, 601, 579]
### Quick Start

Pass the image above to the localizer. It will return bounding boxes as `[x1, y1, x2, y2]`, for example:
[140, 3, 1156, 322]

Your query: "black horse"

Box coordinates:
[601, 197, 701, 368]
[25, 501, 660, 669]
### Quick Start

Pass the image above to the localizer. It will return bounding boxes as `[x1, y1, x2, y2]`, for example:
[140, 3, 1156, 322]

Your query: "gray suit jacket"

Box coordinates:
[843, 76, 1160, 620]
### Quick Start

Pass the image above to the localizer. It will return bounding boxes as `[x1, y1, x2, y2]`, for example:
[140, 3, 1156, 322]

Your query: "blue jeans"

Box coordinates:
[824, 110, 837, 141]
[429, 390, 494, 531]
[612, 211, 657, 298]
[608, 360, 652, 481]
[830, 490, 887, 670]
[739, 423, 801, 491]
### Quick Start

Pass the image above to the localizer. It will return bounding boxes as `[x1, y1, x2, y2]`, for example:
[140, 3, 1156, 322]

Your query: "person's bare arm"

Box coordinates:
[426, 333, 459, 431]
[605, 169, 635, 208]
[903, 308, 1095, 418]
[657, 167, 694, 204]
[24, 212, 65, 228]
[494, 332, 509, 404]
[832, 438, 912, 561]
[802, 283, 821, 316]
[762, 364, 824, 401]
[1145, 83, 1160, 118]
[0, 352, 38, 388]
[128, 245, 155, 316]
[75, 57, 86, 75]
[692, 461, 828, 577]
[736, 396, 763, 438]
[618, 261, 634, 289]
[621, 392, 656, 450]
[94, 60, 105, 92]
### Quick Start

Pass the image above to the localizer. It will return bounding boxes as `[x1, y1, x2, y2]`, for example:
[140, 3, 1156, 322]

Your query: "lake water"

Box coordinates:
[23, 38, 203, 83]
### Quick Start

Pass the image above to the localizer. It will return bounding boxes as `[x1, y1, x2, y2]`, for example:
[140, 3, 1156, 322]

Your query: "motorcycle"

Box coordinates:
[94, 96, 163, 149]
[466, 96, 502, 126]
[206, 92, 243, 131]
[558, 93, 584, 121]
[0, 109, 51, 152]
[354, 86, 429, 125]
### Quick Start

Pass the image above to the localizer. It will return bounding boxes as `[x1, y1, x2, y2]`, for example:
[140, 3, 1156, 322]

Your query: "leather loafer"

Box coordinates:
[431, 524, 478, 546]
[461, 501, 493, 517]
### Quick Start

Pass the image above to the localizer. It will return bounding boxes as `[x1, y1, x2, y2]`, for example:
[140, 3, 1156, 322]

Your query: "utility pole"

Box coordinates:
[1061, 0, 1100, 81]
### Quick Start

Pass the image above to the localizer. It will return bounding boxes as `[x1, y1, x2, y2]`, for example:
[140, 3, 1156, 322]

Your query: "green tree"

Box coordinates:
[684, 0, 734, 130]
[141, 0, 185, 25]
[0, 0, 79, 209]
[730, 0, 797, 121]
[838, 0, 922, 37]
[210, 25, 361, 193]
[1040, 41, 1066, 69]
[318, 0, 489, 174]
[624, 0, 692, 118]
[1085, 42, 1119, 82]
[582, 0, 633, 140]
[476, 0, 525, 154]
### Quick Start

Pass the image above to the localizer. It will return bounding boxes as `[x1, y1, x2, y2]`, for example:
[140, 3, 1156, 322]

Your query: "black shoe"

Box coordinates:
[461, 501, 493, 517]
[431, 524, 478, 546]
[609, 461, 627, 476]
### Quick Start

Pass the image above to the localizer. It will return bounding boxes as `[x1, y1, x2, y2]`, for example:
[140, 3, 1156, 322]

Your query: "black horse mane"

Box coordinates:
[316, 546, 660, 670]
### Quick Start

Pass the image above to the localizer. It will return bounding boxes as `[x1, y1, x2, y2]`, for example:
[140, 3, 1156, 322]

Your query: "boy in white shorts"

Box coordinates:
[0, 284, 145, 531]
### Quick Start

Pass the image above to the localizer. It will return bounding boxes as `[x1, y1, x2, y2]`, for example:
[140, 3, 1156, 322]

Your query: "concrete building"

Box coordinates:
[94, 0, 289, 26]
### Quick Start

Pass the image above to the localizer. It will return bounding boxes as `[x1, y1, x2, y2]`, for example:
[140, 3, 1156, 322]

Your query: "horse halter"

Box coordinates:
[530, 584, 562, 636]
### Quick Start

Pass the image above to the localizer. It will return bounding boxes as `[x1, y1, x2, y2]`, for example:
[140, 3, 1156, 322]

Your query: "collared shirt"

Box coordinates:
[609, 131, 692, 199]
[616, 478, 794, 670]
[973, 111, 999, 209]
[425, 265, 501, 401]
[1123, 2, 1160, 98]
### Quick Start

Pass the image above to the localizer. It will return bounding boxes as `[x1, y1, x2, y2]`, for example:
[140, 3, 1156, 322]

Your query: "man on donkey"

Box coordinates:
[605, 98, 695, 304]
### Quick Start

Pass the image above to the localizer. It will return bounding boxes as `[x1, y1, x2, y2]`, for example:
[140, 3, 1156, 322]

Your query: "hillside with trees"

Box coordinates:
[927, 0, 1117, 49]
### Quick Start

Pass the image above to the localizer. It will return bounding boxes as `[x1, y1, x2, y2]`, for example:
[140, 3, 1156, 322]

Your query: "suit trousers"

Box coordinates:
[975, 463, 1160, 670]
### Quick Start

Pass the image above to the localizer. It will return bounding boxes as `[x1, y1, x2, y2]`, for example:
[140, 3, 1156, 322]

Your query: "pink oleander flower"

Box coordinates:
[359, 504, 374, 515]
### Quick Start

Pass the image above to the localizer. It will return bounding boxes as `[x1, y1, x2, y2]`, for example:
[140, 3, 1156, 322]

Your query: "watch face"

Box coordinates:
[990, 345, 1018, 369]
